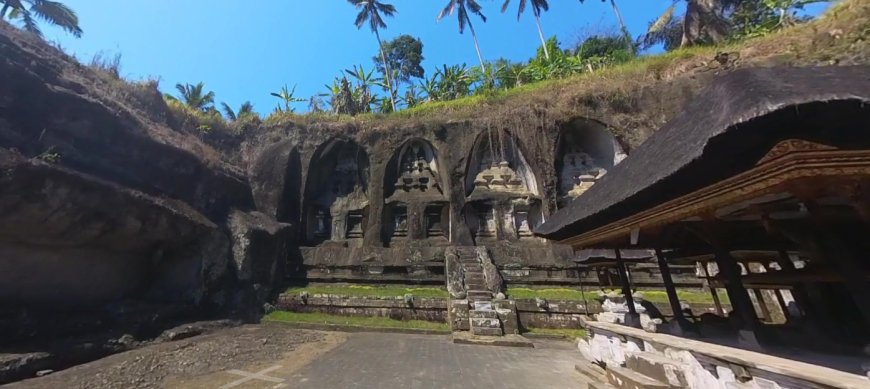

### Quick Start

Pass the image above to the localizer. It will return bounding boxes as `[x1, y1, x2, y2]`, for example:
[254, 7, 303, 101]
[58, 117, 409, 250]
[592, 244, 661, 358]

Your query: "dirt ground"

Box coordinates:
[5, 323, 346, 389]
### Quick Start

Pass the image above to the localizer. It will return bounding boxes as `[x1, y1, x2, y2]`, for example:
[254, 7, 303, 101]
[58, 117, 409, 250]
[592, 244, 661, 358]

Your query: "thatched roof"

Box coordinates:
[536, 66, 870, 242]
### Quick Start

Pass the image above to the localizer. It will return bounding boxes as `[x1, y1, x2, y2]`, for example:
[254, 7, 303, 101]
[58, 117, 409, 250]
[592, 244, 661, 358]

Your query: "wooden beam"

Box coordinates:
[655, 247, 686, 322]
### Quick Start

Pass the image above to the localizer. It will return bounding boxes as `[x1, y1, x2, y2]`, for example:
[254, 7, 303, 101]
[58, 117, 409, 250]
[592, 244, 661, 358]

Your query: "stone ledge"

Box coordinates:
[265, 321, 451, 335]
[584, 320, 870, 389]
[451, 332, 535, 348]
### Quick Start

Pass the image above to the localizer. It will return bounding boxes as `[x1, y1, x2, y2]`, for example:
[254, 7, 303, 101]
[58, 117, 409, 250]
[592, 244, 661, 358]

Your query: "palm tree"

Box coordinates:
[648, 0, 733, 47]
[0, 0, 82, 38]
[502, 0, 551, 60]
[348, 0, 397, 113]
[220, 101, 255, 121]
[437, 0, 488, 74]
[174, 82, 215, 112]
[271, 85, 305, 113]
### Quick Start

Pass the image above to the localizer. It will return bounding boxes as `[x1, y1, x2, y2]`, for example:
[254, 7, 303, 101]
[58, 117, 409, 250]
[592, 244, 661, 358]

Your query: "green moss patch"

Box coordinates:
[264, 311, 449, 331]
[507, 287, 730, 305]
[284, 284, 449, 299]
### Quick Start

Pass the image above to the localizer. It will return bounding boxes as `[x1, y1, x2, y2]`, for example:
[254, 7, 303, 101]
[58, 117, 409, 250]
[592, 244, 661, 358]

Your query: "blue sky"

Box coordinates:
[39, 0, 830, 114]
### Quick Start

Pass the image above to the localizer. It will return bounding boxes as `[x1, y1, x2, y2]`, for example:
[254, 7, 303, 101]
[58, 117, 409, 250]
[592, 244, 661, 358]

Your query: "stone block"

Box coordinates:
[606, 365, 668, 389]
[625, 352, 688, 388]
[471, 327, 503, 337]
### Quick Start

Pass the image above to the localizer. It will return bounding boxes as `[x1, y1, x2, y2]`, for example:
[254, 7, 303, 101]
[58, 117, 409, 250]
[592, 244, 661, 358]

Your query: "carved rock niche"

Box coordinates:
[466, 129, 539, 199]
[556, 119, 625, 205]
[304, 139, 370, 245]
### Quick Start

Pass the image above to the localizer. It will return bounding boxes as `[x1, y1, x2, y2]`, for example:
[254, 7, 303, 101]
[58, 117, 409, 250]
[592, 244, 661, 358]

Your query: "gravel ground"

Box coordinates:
[5, 323, 341, 389]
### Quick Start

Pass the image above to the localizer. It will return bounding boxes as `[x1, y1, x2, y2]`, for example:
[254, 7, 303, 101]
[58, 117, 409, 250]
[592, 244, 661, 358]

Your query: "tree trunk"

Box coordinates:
[466, 16, 487, 76]
[0, 4, 10, 19]
[681, 0, 731, 47]
[608, 0, 634, 54]
[533, 13, 549, 60]
[374, 28, 397, 112]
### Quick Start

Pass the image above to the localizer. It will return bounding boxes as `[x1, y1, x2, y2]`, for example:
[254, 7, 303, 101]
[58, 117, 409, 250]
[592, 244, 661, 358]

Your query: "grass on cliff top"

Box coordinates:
[507, 287, 729, 305]
[274, 0, 867, 132]
[264, 311, 450, 331]
[284, 284, 449, 299]
[523, 327, 588, 340]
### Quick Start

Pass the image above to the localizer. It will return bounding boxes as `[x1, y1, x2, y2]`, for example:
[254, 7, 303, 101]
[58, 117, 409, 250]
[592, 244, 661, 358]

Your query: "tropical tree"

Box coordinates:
[271, 85, 305, 113]
[374, 34, 425, 86]
[437, 0, 488, 74]
[220, 101, 255, 121]
[648, 0, 735, 47]
[348, 0, 397, 112]
[501, 0, 551, 60]
[0, 0, 82, 38]
[174, 82, 215, 112]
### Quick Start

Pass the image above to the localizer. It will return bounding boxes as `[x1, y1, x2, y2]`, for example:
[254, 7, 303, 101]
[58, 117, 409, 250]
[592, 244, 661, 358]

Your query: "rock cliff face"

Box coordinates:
[0, 24, 275, 333]
[2, 0, 866, 326]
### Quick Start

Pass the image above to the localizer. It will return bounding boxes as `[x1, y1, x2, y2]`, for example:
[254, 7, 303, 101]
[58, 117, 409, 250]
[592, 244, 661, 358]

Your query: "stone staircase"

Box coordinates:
[445, 246, 523, 339]
[575, 351, 688, 389]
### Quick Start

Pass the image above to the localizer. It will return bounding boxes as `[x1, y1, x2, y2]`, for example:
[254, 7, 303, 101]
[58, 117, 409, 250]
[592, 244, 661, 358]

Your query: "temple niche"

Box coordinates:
[556, 119, 626, 205]
[382, 139, 448, 246]
[464, 129, 542, 243]
[303, 138, 370, 246]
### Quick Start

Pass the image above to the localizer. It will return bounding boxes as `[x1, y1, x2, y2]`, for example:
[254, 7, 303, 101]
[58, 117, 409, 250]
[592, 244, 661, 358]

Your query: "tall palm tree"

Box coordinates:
[174, 82, 215, 112]
[502, 0, 551, 60]
[0, 0, 82, 38]
[220, 101, 255, 121]
[348, 0, 397, 113]
[437, 0, 488, 74]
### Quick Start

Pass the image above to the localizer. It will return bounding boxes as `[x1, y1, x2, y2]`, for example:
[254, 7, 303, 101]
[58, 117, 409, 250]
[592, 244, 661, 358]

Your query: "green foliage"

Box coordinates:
[1, 0, 82, 38]
[270, 85, 305, 113]
[374, 34, 425, 84]
[264, 311, 450, 331]
[524, 327, 587, 339]
[284, 284, 449, 299]
[173, 82, 215, 112]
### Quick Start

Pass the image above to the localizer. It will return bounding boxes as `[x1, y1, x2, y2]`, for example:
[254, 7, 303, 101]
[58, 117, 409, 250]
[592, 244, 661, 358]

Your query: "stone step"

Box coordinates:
[470, 327, 504, 337]
[469, 309, 498, 319]
[466, 272, 484, 280]
[470, 317, 501, 329]
[588, 382, 619, 389]
[575, 362, 607, 383]
[625, 352, 688, 388]
[606, 365, 668, 389]
[467, 290, 492, 300]
[464, 264, 483, 272]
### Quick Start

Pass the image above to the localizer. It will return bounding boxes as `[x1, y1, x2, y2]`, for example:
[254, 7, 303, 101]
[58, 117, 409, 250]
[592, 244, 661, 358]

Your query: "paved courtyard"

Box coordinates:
[288, 332, 587, 389]
[8, 324, 590, 389]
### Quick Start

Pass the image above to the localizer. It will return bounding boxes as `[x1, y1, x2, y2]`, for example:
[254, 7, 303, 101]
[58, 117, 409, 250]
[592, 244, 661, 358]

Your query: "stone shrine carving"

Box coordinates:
[314, 208, 331, 239]
[514, 210, 533, 238]
[472, 161, 527, 195]
[477, 208, 497, 237]
[425, 206, 444, 238]
[392, 207, 409, 238]
[394, 143, 441, 193]
[562, 151, 607, 198]
[346, 211, 364, 239]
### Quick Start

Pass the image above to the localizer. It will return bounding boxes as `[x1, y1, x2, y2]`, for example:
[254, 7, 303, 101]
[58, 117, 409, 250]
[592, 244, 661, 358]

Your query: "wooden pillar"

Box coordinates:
[711, 247, 760, 330]
[615, 249, 640, 327]
[808, 231, 870, 326]
[701, 262, 725, 316]
[654, 247, 686, 321]
[752, 289, 772, 322]
[773, 289, 792, 323]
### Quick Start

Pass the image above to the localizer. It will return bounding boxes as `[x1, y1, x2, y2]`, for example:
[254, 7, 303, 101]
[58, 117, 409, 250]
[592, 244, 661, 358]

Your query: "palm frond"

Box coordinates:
[29, 0, 82, 37]
[436, 1, 456, 22]
[220, 102, 237, 121]
[648, 3, 676, 35]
